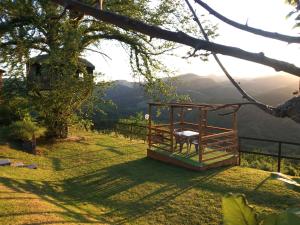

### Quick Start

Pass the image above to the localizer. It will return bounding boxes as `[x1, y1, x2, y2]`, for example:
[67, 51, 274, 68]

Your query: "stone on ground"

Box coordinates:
[0, 159, 11, 166]
[26, 164, 37, 169]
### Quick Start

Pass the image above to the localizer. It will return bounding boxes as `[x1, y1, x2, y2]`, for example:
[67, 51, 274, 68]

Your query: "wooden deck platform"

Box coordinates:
[147, 148, 238, 171]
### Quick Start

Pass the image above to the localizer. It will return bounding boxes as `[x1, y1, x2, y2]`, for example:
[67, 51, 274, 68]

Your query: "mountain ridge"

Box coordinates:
[97, 73, 300, 142]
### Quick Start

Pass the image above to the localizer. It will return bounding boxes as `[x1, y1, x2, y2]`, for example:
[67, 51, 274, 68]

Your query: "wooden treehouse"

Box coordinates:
[147, 102, 239, 171]
[0, 68, 5, 92]
[26, 54, 95, 90]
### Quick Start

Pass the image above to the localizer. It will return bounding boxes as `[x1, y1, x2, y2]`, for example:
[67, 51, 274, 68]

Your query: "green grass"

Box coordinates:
[0, 131, 299, 225]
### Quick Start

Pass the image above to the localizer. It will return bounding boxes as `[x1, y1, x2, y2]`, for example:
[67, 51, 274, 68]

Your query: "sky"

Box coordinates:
[84, 0, 300, 81]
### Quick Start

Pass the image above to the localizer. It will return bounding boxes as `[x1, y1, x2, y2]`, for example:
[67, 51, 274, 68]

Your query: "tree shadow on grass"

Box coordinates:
[0, 158, 227, 224]
[1, 153, 299, 224]
[49, 143, 143, 171]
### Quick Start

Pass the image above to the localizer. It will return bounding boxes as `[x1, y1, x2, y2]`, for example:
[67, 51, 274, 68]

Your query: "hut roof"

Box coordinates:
[29, 54, 95, 70]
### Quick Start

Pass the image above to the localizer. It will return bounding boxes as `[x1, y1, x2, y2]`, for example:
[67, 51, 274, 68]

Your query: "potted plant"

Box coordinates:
[7, 120, 45, 154]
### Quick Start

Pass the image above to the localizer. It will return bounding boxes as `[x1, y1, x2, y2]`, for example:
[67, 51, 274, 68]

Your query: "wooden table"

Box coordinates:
[175, 130, 199, 153]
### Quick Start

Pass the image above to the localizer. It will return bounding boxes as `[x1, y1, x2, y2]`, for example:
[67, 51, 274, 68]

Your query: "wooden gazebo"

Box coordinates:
[147, 102, 239, 171]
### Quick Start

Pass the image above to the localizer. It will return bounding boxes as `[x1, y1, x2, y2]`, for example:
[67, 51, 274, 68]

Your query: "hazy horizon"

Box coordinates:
[106, 72, 300, 83]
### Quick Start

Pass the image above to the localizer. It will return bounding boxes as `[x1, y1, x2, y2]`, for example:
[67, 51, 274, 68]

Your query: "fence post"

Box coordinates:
[277, 142, 282, 172]
[238, 138, 241, 166]
[130, 124, 133, 141]
[114, 123, 118, 137]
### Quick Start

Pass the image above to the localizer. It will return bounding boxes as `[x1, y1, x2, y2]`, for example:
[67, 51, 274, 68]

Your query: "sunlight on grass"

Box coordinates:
[0, 131, 299, 224]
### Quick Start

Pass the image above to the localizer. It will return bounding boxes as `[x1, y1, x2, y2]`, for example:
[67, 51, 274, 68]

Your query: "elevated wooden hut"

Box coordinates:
[0, 68, 5, 95]
[147, 102, 239, 171]
[26, 55, 95, 90]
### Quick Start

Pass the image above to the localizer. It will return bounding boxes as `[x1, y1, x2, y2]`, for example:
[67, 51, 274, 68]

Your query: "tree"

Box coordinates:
[49, 0, 300, 124]
[0, 0, 209, 137]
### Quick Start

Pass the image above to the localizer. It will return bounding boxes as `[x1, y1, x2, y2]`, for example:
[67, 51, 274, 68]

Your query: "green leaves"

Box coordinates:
[222, 193, 258, 225]
[222, 193, 300, 225]
[7, 120, 46, 141]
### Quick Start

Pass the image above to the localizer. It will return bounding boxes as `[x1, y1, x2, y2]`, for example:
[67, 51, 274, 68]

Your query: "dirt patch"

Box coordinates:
[63, 136, 86, 142]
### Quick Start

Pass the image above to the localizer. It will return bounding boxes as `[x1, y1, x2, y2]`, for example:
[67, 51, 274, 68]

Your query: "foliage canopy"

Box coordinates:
[0, 0, 216, 137]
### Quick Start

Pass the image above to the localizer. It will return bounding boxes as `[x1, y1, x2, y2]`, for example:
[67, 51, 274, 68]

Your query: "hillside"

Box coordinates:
[0, 131, 299, 224]
[101, 73, 300, 142]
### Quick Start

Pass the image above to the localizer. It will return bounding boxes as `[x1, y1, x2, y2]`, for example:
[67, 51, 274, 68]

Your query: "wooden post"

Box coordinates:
[170, 105, 174, 152]
[180, 107, 184, 125]
[203, 109, 207, 135]
[0, 69, 4, 98]
[233, 111, 238, 131]
[130, 123, 133, 141]
[277, 142, 282, 172]
[198, 108, 204, 162]
[148, 104, 152, 150]
[238, 138, 241, 165]
[233, 111, 238, 154]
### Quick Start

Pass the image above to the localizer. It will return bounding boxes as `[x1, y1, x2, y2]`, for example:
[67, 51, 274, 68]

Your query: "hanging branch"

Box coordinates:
[49, 0, 300, 123]
[185, 0, 300, 123]
[84, 47, 112, 60]
[184, 0, 275, 114]
[49, 0, 300, 77]
[194, 0, 300, 44]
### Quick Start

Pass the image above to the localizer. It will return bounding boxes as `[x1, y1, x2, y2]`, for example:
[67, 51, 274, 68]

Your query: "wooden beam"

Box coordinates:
[180, 107, 184, 124]
[206, 125, 232, 131]
[203, 109, 207, 136]
[150, 127, 171, 134]
[202, 130, 235, 141]
[148, 104, 152, 150]
[232, 112, 238, 154]
[233, 112, 238, 131]
[170, 106, 174, 152]
[198, 109, 204, 162]
[154, 122, 180, 128]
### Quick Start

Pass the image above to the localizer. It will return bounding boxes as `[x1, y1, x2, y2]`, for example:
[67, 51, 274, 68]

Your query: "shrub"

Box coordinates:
[6, 120, 46, 141]
[0, 97, 31, 126]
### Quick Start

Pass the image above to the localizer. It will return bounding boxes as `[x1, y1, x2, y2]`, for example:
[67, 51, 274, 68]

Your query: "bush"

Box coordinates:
[6, 120, 46, 141]
[0, 97, 31, 126]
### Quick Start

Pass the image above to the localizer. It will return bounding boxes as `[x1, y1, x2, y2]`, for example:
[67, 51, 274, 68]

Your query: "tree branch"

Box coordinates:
[50, 0, 300, 77]
[194, 0, 300, 44]
[184, 0, 275, 115]
[84, 47, 112, 60]
[186, 0, 300, 124]
[0, 17, 34, 36]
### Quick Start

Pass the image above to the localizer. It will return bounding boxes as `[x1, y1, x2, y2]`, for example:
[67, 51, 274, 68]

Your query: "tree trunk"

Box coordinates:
[48, 122, 69, 138]
[32, 134, 36, 155]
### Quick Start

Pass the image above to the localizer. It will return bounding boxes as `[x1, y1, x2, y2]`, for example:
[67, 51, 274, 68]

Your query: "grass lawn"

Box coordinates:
[0, 131, 299, 225]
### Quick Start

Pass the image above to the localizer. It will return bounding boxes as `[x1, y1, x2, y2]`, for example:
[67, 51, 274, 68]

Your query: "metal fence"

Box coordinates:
[239, 136, 300, 172]
[97, 122, 300, 173]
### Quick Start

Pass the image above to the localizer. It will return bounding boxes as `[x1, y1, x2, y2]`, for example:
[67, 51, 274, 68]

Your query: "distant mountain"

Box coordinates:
[97, 73, 300, 142]
[113, 80, 134, 88]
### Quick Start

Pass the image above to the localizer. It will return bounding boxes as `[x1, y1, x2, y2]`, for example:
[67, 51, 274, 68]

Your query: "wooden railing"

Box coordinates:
[96, 121, 300, 173]
[148, 125, 171, 152]
[200, 130, 238, 162]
